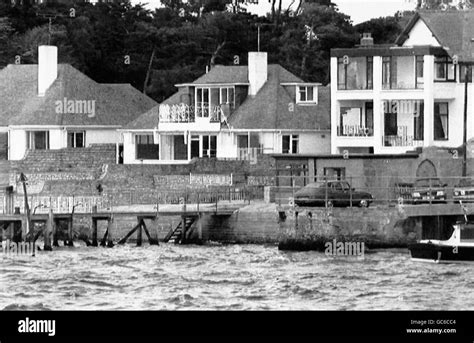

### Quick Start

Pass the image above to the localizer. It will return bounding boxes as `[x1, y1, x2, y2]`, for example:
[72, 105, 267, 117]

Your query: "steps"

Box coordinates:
[163, 216, 198, 244]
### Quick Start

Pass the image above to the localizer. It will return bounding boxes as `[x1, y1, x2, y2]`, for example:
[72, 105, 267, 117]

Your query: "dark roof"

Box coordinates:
[126, 64, 330, 131]
[228, 65, 330, 130]
[0, 64, 157, 127]
[181, 64, 303, 85]
[396, 11, 474, 63]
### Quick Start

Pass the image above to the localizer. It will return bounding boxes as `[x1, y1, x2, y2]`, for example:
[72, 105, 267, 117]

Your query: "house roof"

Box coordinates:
[126, 64, 330, 131]
[228, 65, 330, 131]
[0, 64, 157, 127]
[396, 11, 474, 63]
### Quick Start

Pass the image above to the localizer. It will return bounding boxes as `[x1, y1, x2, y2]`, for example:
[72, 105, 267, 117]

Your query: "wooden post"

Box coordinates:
[137, 217, 142, 247]
[197, 214, 203, 241]
[52, 218, 59, 247]
[141, 219, 159, 245]
[44, 209, 53, 251]
[66, 217, 74, 247]
[107, 217, 114, 248]
[181, 216, 186, 244]
[91, 218, 98, 247]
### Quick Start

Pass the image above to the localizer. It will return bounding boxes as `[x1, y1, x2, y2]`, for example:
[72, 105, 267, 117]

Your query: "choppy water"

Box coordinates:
[1, 243, 473, 310]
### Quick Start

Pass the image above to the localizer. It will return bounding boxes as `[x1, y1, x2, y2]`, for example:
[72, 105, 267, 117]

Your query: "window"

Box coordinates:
[382, 56, 391, 89]
[297, 86, 316, 103]
[416, 56, 424, 88]
[434, 56, 456, 81]
[282, 135, 299, 154]
[414, 102, 424, 141]
[434, 102, 449, 140]
[337, 57, 347, 90]
[196, 88, 210, 117]
[460, 65, 473, 83]
[202, 135, 217, 158]
[27, 131, 49, 150]
[220, 87, 235, 108]
[366, 57, 373, 89]
[135, 134, 159, 160]
[324, 167, 345, 181]
[190, 135, 200, 159]
[67, 131, 85, 148]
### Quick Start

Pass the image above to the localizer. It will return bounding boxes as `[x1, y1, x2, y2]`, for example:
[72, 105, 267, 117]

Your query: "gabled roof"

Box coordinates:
[396, 10, 474, 63]
[0, 64, 157, 127]
[125, 64, 330, 131]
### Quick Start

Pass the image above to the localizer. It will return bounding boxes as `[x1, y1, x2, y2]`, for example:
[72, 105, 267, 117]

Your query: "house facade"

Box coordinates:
[122, 52, 330, 164]
[0, 45, 157, 161]
[330, 11, 474, 155]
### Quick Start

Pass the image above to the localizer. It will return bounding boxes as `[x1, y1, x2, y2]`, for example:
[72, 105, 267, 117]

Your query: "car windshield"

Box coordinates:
[415, 178, 443, 187]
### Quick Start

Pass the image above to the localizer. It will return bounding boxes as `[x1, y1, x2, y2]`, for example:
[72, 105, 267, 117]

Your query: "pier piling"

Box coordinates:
[136, 218, 142, 247]
[106, 217, 114, 248]
[44, 209, 53, 251]
[66, 217, 74, 247]
[91, 219, 98, 247]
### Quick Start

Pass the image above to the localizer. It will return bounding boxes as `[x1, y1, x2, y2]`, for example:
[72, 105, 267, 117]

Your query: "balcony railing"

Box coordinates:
[383, 135, 424, 147]
[159, 104, 223, 123]
[337, 125, 373, 137]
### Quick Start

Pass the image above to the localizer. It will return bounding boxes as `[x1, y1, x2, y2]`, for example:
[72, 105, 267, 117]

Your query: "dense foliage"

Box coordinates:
[0, 0, 415, 102]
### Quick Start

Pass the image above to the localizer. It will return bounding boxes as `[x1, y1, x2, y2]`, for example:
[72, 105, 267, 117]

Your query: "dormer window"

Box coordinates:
[297, 86, 317, 104]
[219, 87, 235, 108]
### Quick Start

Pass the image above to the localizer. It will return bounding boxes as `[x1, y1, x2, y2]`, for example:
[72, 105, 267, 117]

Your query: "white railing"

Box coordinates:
[159, 104, 223, 123]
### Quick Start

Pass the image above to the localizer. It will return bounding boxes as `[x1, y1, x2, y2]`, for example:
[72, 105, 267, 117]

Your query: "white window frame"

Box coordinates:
[67, 131, 86, 148]
[282, 134, 299, 154]
[27, 131, 50, 150]
[219, 87, 235, 108]
[196, 87, 210, 117]
[297, 86, 317, 104]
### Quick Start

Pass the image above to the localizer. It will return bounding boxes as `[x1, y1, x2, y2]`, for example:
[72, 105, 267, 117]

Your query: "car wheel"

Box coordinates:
[359, 199, 369, 208]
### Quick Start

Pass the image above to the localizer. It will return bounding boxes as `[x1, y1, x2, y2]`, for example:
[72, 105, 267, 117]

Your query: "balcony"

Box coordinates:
[383, 135, 423, 147]
[159, 104, 225, 123]
[337, 125, 373, 137]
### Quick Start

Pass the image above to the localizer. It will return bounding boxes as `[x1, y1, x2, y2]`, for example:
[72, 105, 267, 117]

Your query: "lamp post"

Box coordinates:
[19, 172, 32, 240]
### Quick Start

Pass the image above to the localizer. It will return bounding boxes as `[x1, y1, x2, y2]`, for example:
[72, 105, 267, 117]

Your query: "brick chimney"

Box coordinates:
[38, 45, 58, 97]
[248, 52, 267, 96]
[360, 33, 374, 46]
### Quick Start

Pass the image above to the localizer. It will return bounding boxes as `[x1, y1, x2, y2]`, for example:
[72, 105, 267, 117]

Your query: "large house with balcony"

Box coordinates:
[122, 52, 330, 164]
[330, 10, 474, 155]
[0, 45, 157, 161]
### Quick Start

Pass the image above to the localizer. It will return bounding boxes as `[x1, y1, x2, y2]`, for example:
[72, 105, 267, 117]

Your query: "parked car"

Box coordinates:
[453, 178, 474, 203]
[294, 180, 374, 207]
[411, 178, 447, 204]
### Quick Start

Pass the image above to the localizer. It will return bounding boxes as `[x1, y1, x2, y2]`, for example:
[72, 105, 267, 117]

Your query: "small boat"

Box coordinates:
[409, 220, 474, 263]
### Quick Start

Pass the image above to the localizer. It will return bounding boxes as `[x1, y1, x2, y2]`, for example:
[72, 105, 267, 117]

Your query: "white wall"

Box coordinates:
[403, 19, 441, 47]
[8, 129, 27, 160]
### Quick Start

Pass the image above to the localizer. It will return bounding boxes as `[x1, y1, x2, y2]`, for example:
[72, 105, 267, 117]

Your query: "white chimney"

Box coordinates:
[38, 45, 58, 97]
[248, 52, 267, 96]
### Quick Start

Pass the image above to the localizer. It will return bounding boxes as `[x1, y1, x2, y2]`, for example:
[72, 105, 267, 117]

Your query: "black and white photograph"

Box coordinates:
[0, 0, 473, 340]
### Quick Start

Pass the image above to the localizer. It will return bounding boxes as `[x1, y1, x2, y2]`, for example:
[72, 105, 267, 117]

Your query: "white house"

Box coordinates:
[0, 45, 157, 161]
[330, 11, 474, 155]
[121, 52, 331, 164]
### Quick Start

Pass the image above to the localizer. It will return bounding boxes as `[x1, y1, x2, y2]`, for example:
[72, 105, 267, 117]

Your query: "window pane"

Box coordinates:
[434, 103, 448, 140]
[76, 132, 84, 148]
[299, 87, 306, 101]
[228, 88, 234, 106]
[291, 135, 299, 154]
[307, 87, 314, 101]
[237, 135, 248, 149]
[337, 60, 346, 89]
[282, 135, 290, 154]
[210, 136, 217, 157]
[34, 132, 47, 150]
[447, 63, 455, 80]
[67, 132, 74, 148]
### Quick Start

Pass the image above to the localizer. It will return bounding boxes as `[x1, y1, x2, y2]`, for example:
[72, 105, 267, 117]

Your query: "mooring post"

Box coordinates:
[12, 221, 22, 243]
[107, 216, 114, 248]
[66, 217, 74, 247]
[91, 218, 98, 247]
[137, 217, 142, 247]
[52, 217, 59, 247]
[44, 209, 53, 251]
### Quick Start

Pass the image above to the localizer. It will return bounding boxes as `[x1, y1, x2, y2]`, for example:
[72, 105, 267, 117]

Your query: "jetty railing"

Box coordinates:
[0, 185, 259, 215]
